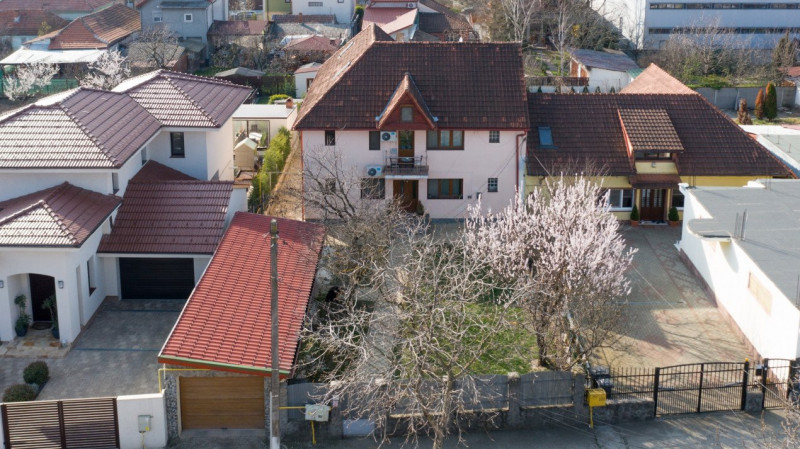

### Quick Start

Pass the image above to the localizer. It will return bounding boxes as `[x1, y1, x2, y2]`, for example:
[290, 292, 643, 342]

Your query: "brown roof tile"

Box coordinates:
[158, 212, 325, 376]
[284, 35, 339, 52]
[621, 64, 697, 95]
[98, 164, 234, 254]
[295, 24, 528, 130]
[0, 0, 117, 13]
[418, 0, 476, 40]
[378, 72, 436, 128]
[527, 93, 793, 177]
[35, 4, 140, 50]
[208, 20, 268, 36]
[618, 108, 684, 153]
[0, 183, 121, 247]
[0, 10, 68, 36]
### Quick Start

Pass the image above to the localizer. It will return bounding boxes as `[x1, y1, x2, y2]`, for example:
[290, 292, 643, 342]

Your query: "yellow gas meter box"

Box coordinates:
[587, 388, 607, 407]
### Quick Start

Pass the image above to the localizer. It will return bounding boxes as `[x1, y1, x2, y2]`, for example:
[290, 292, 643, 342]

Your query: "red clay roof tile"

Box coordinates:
[621, 64, 697, 95]
[0, 10, 68, 36]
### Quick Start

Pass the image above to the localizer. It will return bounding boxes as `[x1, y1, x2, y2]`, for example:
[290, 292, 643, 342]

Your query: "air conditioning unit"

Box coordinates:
[366, 165, 383, 177]
[380, 131, 397, 142]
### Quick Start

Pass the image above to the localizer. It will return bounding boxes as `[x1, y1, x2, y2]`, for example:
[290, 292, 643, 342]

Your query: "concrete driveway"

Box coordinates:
[0, 298, 181, 400]
[594, 226, 750, 368]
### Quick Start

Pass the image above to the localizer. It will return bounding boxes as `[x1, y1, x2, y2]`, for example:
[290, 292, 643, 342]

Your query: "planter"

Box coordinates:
[51, 328, 59, 340]
[15, 326, 28, 337]
[630, 220, 640, 227]
[668, 220, 679, 228]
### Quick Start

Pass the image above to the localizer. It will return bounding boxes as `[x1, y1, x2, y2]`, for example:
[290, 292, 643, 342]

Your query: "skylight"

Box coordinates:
[538, 126, 555, 148]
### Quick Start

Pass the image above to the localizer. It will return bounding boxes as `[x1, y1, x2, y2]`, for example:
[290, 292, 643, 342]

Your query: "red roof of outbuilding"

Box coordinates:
[98, 161, 234, 255]
[158, 212, 325, 377]
[27, 4, 140, 49]
[0, 10, 69, 36]
[621, 64, 696, 95]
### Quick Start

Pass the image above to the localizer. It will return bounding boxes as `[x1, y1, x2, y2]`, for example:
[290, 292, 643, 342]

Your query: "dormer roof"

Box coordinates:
[376, 72, 437, 128]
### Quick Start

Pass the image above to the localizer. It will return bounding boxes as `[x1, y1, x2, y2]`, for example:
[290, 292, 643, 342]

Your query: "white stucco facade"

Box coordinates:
[292, 0, 355, 24]
[679, 184, 800, 359]
[301, 129, 523, 220]
[295, 70, 319, 97]
[584, 67, 632, 93]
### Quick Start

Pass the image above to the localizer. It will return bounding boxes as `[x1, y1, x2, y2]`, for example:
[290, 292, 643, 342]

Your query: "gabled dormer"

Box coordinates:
[376, 72, 438, 130]
[618, 108, 683, 175]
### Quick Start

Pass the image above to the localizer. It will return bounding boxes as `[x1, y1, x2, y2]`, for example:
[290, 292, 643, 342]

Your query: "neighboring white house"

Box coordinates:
[292, 0, 355, 25]
[679, 179, 800, 360]
[233, 102, 298, 147]
[593, 0, 800, 49]
[294, 62, 321, 97]
[0, 71, 251, 345]
[294, 25, 529, 220]
[569, 49, 639, 93]
[741, 125, 800, 178]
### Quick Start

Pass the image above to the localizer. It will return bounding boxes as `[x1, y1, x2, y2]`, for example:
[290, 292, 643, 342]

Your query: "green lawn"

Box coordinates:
[465, 304, 538, 375]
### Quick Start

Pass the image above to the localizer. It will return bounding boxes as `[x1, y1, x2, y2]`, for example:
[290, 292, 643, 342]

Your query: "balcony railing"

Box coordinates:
[384, 156, 429, 177]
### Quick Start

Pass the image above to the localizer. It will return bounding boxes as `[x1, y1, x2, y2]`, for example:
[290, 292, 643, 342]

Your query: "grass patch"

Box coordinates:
[748, 117, 800, 125]
[465, 304, 538, 375]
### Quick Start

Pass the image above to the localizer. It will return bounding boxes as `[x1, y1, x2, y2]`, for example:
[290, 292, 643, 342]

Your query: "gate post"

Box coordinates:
[761, 358, 769, 410]
[741, 359, 750, 411]
[58, 401, 67, 449]
[788, 360, 798, 400]
[653, 367, 660, 417]
[697, 364, 704, 413]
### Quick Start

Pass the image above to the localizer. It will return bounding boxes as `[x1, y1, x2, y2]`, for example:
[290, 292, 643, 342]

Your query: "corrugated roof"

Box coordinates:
[114, 70, 252, 127]
[272, 14, 336, 24]
[0, 183, 120, 247]
[570, 49, 639, 73]
[527, 93, 793, 177]
[621, 64, 697, 95]
[98, 161, 233, 255]
[0, 10, 68, 37]
[158, 212, 325, 376]
[294, 24, 528, 130]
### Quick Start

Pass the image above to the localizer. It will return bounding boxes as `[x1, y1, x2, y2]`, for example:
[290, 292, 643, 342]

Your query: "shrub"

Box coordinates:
[3, 384, 37, 402]
[267, 94, 290, 105]
[737, 98, 752, 125]
[755, 88, 765, 120]
[630, 205, 640, 221]
[765, 82, 778, 121]
[668, 207, 680, 222]
[23, 361, 49, 385]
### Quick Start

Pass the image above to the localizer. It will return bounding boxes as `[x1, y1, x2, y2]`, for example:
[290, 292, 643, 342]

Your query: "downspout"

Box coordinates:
[300, 130, 305, 220]
[516, 131, 528, 202]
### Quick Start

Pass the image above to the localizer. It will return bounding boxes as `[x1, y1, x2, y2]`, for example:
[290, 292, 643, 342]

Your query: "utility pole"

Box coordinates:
[270, 219, 281, 449]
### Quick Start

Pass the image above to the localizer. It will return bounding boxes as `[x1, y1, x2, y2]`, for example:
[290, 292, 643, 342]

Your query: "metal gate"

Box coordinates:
[760, 358, 799, 409]
[1, 397, 119, 449]
[654, 362, 749, 415]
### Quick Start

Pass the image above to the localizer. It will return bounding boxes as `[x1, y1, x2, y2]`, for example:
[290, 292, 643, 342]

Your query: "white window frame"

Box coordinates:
[184, 13, 193, 22]
[607, 188, 633, 211]
[487, 177, 498, 192]
[153, 11, 163, 23]
[489, 130, 500, 143]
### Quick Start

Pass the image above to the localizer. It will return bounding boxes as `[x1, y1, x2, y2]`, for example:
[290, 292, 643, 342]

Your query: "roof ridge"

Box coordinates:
[164, 76, 218, 126]
[59, 101, 118, 165]
[40, 201, 79, 246]
[0, 199, 46, 227]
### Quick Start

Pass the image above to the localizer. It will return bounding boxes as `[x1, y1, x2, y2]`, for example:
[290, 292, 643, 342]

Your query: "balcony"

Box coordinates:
[384, 156, 429, 178]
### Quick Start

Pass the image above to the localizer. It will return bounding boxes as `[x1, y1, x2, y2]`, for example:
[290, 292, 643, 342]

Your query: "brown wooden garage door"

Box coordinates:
[180, 376, 265, 430]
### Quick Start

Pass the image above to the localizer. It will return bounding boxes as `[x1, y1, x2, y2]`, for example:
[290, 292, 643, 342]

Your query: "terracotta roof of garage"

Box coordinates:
[158, 212, 325, 377]
[113, 70, 253, 127]
[26, 4, 140, 49]
[621, 64, 697, 95]
[0, 10, 69, 36]
[527, 93, 793, 177]
[0, 88, 161, 169]
[294, 24, 528, 130]
[0, 183, 120, 247]
[98, 162, 233, 255]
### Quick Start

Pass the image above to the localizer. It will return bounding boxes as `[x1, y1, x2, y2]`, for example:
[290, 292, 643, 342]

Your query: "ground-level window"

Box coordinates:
[325, 130, 335, 146]
[360, 178, 385, 199]
[607, 188, 633, 210]
[428, 179, 463, 199]
[489, 130, 500, 143]
[487, 177, 498, 192]
[671, 188, 684, 208]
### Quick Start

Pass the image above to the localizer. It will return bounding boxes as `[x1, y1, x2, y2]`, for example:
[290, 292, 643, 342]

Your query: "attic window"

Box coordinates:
[538, 126, 555, 148]
[184, 13, 193, 22]
[401, 106, 413, 122]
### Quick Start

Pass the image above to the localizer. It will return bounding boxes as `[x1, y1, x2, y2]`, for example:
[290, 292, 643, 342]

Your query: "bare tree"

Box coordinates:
[464, 176, 636, 370]
[80, 49, 130, 90]
[3, 63, 58, 101]
[131, 27, 183, 70]
[497, 0, 541, 42]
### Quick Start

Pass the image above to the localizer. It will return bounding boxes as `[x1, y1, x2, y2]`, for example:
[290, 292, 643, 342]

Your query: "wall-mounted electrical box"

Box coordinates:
[304, 404, 330, 422]
[138, 415, 152, 433]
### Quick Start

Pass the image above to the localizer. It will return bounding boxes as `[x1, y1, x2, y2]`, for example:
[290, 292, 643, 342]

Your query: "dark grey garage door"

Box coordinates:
[119, 258, 195, 300]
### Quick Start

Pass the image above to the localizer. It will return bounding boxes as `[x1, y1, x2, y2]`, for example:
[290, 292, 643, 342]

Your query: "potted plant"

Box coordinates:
[668, 207, 680, 227]
[416, 201, 425, 216]
[630, 205, 640, 227]
[14, 294, 30, 337]
[42, 294, 59, 339]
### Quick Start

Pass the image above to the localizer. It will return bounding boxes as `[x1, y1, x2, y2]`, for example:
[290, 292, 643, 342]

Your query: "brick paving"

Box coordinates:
[593, 226, 750, 368]
[0, 297, 181, 400]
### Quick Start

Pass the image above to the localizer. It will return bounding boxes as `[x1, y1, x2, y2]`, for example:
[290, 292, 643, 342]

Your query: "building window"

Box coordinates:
[607, 188, 633, 210]
[325, 130, 335, 146]
[141, 147, 148, 166]
[184, 13, 193, 22]
[153, 11, 163, 22]
[112, 173, 119, 194]
[635, 152, 671, 160]
[309, 1, 323, 5]
[322, 178, 336, 194]
[428, 179, 463, 199]
[489, 130, 500, 143]
[671, 188, 685, 209]
[538, 126, 555, 148]
[426, 130, 464, 150]
[401, 106, 413, 122]
[87, 257, 96, 295]
[369, 131, 381, 150]
[487, 178, 498, 192]
[171, 132, 185, 157]
[306, 78, 314, 90]
[361, 178, 385, 199]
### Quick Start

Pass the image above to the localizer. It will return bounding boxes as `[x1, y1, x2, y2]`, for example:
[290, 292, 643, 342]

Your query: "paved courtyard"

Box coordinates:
[0, 298, 181, 400]
[593, 226, 751, 368]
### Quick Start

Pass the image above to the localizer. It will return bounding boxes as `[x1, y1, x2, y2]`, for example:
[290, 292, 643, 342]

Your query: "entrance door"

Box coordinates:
[29, 274, 55, 322]
[393, 180, 418, 213]
[640, 189, 666, 222]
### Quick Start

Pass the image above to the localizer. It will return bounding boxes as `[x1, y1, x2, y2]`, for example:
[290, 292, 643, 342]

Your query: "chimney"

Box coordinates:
[285, 98, 294, 109]
[298, 12, 303, 23]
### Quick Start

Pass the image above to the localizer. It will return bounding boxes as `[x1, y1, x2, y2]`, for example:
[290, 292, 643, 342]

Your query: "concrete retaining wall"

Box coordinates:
[696, 87, 796, 110]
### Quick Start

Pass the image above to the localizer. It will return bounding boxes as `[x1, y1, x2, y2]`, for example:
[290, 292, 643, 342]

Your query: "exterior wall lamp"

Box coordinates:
[58, 280, 64, 289]
[0, 280, 4, 288]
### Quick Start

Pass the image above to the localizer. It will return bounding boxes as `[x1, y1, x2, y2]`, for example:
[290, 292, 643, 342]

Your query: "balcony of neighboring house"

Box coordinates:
[384, 156, 429, 178]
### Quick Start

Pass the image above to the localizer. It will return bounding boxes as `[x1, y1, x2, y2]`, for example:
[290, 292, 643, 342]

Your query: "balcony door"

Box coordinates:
[398, 131, 414, 158]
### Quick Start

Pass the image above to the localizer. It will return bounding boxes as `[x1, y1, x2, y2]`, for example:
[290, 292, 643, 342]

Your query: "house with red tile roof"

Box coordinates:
[0, 10, 69, 50]
[294, 24, 529, 219]
[0, 70, 252, 346]
[363, 0, 477, 42]
[526, 64, 794, 223]
[158, 212, 324, 435]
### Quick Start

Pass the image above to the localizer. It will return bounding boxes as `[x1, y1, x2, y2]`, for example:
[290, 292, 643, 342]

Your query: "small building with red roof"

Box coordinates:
[158, 212, 324, 434]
